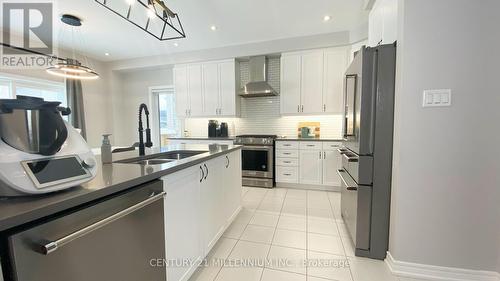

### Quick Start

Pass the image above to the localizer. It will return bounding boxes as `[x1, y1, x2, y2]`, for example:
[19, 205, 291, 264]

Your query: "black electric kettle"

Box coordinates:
[0, 96, 71, 156]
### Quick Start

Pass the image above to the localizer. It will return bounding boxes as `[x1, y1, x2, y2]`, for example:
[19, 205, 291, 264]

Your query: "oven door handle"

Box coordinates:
[337, 169, 358, 191]
[242, 146, 272, 151]
[41, 191, 166, 255]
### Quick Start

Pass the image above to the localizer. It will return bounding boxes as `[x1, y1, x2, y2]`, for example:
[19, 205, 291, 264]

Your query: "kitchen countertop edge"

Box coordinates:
[276, 138, 343, 142]
[168, 137, 235, 140]
[0, 145, 242, 232]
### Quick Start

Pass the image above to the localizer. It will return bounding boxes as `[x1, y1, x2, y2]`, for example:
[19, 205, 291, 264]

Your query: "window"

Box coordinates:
[0, 73, 66, 105]
[16, 84, 67, 107]
[150, 87, 180, 147]
[0, 80, 12, 99]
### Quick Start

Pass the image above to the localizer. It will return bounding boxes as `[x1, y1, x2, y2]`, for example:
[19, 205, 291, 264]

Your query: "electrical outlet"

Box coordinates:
[422, 89, 451, 107]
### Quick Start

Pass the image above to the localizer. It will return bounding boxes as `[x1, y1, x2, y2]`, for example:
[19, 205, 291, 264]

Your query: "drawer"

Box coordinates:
[322, 142, 342, 151]
[276, 141, 299, 149]
[276, 166, 298, 183]
[299, 142, 322, 150]
[276, 158, 299, 167]
[276, 149, 299, 158]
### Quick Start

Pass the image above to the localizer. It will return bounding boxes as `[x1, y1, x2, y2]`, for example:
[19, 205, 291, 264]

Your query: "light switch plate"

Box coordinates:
[422, 89, 451, 107]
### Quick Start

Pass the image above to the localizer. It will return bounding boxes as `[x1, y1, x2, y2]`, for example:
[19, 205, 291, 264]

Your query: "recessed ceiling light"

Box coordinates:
[323, 15, 332, 22]
[210, 25, 217, 31]
[105, 52, 110, 56]
[173, 42, 178, 47]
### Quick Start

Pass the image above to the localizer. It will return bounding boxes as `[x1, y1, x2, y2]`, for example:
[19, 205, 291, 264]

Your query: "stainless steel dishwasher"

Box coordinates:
[7, 180, 166, 281]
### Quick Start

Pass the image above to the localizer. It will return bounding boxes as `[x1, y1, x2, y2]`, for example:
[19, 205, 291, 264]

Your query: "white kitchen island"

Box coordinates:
[162, 149, 242, 281]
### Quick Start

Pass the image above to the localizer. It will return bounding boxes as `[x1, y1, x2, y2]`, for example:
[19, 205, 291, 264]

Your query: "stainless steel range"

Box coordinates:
[234, 135, 276, 188]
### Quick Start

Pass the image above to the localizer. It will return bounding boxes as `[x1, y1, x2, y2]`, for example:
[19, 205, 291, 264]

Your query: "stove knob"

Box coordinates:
[82, 158, 96, 168]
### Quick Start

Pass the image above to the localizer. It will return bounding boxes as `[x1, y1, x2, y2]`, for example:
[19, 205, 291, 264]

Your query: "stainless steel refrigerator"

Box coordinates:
[338, 43, 396, 260]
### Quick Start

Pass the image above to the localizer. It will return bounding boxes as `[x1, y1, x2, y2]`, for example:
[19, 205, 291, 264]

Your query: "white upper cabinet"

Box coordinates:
[301, 51, 324, 114]
[218, 60, 237, 116]
[368, 0, 398, 47]
[187, 64, 204, 117]
[174, 65, 189, 118]
[280, 47, 348, 115]
[280, 53, 302, 114]
[174, 59, 239, 118]
[323, 48, 349, 114]
[202, 62, 219, 116]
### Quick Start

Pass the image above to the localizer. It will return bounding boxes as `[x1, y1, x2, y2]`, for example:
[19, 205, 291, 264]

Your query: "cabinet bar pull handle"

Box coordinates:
[319, 151, 322, 159]
[284, 173, 292, 176]
[204, 164, 208, 179]
[200, 166, 204, 182]
[324, 151, 326, 159]
[42, 191, 166, 255]
[301, 105, 304, 112]
[297, 105, 300, 112]
[225, 155, 229, 168]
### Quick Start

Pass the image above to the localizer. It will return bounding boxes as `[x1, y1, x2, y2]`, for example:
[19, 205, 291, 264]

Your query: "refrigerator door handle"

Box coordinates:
[343, 74, 358, 139]
[337, 169, 358, 191]
[367, 50, 379, 154]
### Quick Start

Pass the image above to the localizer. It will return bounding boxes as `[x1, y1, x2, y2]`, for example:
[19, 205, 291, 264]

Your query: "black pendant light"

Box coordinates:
[46, 15, 99, 80]
[94, 0, 186, 41]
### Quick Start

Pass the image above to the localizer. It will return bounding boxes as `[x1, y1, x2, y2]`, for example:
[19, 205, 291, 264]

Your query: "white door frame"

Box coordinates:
[148, 85, 176, 147]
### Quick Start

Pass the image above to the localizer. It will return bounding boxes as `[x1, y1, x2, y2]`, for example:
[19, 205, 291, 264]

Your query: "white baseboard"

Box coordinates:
[276, 182, 340, 192]
[386, 252, 500, 281]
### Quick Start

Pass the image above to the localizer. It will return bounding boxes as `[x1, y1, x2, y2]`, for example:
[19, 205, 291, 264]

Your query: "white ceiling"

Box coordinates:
[4, 0, 369, 61]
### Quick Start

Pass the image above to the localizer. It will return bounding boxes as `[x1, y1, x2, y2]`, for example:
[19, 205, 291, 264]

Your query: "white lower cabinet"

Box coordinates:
[224, 151, 242, 221]
[276, 141, 341, 188]
[163, 165, 203, 281]
[276, 166, 299, 183]
[322, 150, 342, 186]
[299, 150, 323, 185]
[200, 157, 226, 252]
[161, 150, 242, 281]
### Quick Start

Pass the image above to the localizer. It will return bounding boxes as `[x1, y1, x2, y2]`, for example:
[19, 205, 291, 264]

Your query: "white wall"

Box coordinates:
[109, 31, 351, 71]
[110, 67, 173, 146]
[389, 0, 500, 273]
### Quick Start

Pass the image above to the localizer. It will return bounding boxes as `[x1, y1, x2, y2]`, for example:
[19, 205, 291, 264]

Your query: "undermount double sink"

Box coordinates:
[115, 150, 208, 165]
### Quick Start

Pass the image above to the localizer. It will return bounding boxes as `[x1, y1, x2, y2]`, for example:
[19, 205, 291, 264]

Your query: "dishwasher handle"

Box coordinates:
[42, 191, 166, 255]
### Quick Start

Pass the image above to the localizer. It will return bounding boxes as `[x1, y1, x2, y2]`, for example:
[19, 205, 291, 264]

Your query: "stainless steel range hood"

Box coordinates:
[240, 56, 278, 97]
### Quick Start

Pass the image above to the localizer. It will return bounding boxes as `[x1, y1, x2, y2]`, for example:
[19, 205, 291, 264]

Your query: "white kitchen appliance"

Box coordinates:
[0, 96, 97, 196]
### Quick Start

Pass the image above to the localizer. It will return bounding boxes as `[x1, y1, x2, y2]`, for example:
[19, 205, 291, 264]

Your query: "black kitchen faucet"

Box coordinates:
[138, 103, 153, 156]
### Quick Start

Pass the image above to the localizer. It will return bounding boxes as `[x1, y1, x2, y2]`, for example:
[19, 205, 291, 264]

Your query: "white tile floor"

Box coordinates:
[189, 186, 401, 281]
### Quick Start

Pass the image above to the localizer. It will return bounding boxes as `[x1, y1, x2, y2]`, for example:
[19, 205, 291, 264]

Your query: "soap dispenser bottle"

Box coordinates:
[101, 134, 112, 164]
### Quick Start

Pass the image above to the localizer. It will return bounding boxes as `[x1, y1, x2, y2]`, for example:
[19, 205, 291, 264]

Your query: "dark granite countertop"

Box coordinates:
[168, 137, 235, 140]
[0, 144, 242, 232]
[276, 138, 343, 142]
